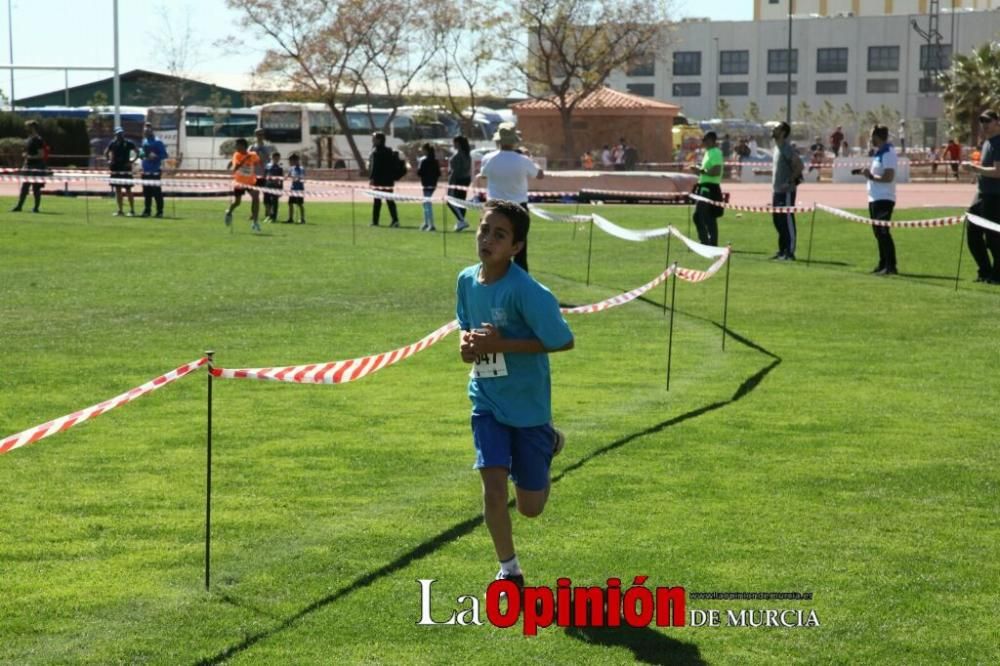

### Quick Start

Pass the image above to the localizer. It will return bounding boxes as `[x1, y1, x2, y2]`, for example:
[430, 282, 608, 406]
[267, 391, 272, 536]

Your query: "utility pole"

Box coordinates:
[786, 0, 793, 126]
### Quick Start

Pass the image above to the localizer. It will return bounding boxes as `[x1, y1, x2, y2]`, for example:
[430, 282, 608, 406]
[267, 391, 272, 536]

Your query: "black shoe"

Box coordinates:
[389, 220, 400, 228]
[494, 570, 525, 593]
[282, 219, 294, 224]
[140, 211, 151, 218]
[31, 208, 39, 213]
[781, 254, 796, 262]
[871, 266, 886, 274]
[770, 252, 784, 260]
[9, 206, 21, 212]
[154, 211, 163, 218]
[298, 219, 306, 225]
[883, 267, 898, 275]
[370, 222, 379, 226]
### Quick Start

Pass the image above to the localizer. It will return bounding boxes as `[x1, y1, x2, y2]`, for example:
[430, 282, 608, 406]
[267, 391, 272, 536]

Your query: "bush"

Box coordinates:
[0, 137, 23, 167]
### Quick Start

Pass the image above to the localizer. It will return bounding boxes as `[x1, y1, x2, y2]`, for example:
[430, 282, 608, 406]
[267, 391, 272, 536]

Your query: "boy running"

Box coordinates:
[224, 138, 262, 232]
[285, 153, 306, 224]
[456, 199, 574, 590]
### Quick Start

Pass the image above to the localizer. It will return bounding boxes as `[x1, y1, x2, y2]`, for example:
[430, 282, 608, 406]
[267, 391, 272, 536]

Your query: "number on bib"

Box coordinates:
[471, 352, 508, 378]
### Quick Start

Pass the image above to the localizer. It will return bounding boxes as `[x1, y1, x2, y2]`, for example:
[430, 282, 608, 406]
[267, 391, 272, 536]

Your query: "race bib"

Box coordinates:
[471, 352, 508, 379]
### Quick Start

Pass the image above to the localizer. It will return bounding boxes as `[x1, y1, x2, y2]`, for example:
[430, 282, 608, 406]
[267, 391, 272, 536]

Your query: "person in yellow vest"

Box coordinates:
[688, 131, 725, 246]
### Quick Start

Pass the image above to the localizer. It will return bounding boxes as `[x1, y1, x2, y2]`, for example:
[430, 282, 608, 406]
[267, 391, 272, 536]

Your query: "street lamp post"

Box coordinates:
[786, 0, 793, 126]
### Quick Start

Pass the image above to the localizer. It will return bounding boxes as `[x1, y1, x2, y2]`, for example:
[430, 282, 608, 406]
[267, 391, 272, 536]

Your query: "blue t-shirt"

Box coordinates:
[289, 165, 305, 191]
[140, 137, 168, 174]
[456, 263, 573, 427]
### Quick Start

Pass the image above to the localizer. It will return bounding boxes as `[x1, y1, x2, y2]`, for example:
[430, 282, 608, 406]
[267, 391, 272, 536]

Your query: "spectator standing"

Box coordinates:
[139, 122, 167, 218]
[447, 136, 472, 231]
[962, 109, 1000, 284]
[476, 123, 544, 271]
[861, 124, 898, 275]
[105, 127, 138, 217]
[830, 126, 845, 157]
[249, 128, 273, 202]
[623, 142, 639, 170]
[770, 121, 803, 261]
[417, 143, 441, 231]
[11, 120, 46, 213]
[285, 153, 306, 224]
[600, 144, 613, 169]
[688, 131, 725, 246]
[263, 151, 283, 223]
[945, 139, 962, 180]
[808, 136, 825, 180]
[369, 132, 402, 227]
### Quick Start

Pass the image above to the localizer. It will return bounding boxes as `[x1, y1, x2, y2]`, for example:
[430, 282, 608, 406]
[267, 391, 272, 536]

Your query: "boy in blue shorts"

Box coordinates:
[456, 199, 574, 589]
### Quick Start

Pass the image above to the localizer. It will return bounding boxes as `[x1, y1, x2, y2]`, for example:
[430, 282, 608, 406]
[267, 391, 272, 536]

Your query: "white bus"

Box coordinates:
[257, 102, 452, 169]
[146, 105, 259, 170]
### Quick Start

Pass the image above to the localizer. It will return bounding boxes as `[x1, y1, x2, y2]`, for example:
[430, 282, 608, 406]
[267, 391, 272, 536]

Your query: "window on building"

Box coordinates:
[720, 50, 750, 75]
[672, 83, 702, 97]
[920, 44, 952, 71]
[816, 80, 847, 94]
[866, 78, 899, 94]
[768, 49, 798, 74]
[627, 83, 655, 97]
[868, 46, 900, 72]
[626, 53, 655, 77]
[919, 76, 945, 93]
[816, 48, 848, 73]
[719, 82, 749, 96]
[673, 51, 702, 76]
[767, 80, 797, 95]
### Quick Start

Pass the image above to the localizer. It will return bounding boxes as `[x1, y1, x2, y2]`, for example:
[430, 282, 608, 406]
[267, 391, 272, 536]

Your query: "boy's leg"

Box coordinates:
[298, 203, 306, 223]
[509, 422, 558, 518]
[250, 191, 260, 220]
[479, 467, 515, 561]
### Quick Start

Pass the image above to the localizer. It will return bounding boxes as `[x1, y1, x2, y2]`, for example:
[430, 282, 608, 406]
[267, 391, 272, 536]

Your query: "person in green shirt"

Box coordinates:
[688, 131, 725, 246]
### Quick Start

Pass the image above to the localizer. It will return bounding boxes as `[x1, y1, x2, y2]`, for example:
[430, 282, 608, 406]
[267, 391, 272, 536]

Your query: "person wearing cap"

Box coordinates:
[688, 131, 724, 246]
[475, 122, 544, 271]
[249, 128, 273, 206]
[860, 124, 898, 275]
[962, 109, 1000, 284]
[139, 122, 168, 218]
[104, 127, 138, 217]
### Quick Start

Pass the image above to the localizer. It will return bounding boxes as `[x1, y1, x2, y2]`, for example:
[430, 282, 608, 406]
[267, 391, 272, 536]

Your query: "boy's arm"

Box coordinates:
[467, 324, 573, 355]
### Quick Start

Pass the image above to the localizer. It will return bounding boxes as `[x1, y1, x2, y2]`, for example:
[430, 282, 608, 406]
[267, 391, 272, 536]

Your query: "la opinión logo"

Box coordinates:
[417, 576, 685, 636]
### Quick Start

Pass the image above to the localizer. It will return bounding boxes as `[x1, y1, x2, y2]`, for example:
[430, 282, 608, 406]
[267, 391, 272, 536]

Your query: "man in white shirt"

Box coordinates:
[475, 123, 544, 271]
[861, 124, 898, 275]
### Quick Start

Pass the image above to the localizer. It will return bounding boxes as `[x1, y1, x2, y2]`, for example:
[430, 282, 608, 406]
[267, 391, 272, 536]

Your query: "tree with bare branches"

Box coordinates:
[226, 0, 443, 174]
[492, 0, 676, 161]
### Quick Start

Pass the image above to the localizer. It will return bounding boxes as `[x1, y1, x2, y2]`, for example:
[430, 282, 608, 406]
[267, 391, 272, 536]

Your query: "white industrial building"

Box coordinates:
[606, 1, 1000, 144]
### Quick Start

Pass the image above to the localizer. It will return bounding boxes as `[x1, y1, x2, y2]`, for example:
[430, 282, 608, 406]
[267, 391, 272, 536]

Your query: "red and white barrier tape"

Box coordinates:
[688, 192, 813, 214]
[816, 203, 964, 228]
[0, 358, 208, 456]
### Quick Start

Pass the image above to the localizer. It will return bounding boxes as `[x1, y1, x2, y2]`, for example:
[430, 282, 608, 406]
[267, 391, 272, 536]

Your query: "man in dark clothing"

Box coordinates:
[963, 109, 1000, 284]
[105, 128, 137, 216]
[369, 132, 401, 227]
[11, 120, 46, 213]
[139, 122, 168, 218]
[830, 127, 844, 157]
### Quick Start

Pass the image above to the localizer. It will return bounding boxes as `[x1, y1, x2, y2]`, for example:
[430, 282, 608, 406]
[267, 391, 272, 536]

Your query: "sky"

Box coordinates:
[1, 0, 754, 102]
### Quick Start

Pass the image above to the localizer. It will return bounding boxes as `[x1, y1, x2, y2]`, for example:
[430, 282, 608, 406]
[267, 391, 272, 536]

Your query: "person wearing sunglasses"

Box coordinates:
[963, 110, 1000, 284]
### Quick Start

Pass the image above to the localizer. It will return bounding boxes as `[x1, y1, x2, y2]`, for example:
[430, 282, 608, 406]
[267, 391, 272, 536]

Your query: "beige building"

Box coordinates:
[605, 3, 1000, 145]
[756, 0, 999, 20]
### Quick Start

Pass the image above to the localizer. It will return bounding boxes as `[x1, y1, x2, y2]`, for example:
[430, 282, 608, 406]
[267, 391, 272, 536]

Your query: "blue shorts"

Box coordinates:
[471, 412, 554, 492]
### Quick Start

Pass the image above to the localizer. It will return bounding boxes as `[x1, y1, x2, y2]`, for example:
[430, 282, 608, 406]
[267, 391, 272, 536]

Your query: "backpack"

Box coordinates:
[394, 151, 408, 180]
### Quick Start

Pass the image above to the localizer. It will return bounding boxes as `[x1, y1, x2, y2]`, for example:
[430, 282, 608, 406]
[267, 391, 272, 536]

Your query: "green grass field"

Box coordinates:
[1, 195, 997, 665]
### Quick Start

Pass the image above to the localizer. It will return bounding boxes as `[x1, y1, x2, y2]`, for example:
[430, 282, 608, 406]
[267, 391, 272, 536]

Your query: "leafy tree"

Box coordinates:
[940, 42, 1000, 144]
[745, 101, 762, 124]
[491, 0, 676, 160]
[716, 98, 733, 121]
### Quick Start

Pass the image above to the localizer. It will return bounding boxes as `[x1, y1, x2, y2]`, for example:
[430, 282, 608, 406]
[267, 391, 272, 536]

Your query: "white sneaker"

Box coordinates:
[224, 211, 232, 226]
[454, 221, 469, 232]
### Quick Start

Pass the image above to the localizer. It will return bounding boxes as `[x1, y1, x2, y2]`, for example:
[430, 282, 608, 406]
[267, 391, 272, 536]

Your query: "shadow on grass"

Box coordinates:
[194, 324, 781, 665]
[565, 624, 706, 666]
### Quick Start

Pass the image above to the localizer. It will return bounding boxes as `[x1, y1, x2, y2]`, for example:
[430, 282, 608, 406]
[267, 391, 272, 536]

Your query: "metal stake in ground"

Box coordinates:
[954, 218, 968, 291]
[351, 188, 356, 246]
[662, 232, 673, 315]
[84, 174, 91, 224]
[666, 265, 678, 390]
[686, 201, 693, 239]
[721, 248, 732, 351]
[441, 197, 447, 257]
[204, 350, 214, 590]
[585, 215, 595, 286]
[805, 207, 817, 267]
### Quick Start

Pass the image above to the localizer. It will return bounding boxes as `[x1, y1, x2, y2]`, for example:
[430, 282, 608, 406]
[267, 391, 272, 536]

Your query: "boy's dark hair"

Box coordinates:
[775, 121, 791, 138]
[235, 138, 249, 148]
[289, 152, 300, 160]
[871, 124, 889, 142]
[272, 151, 281, 159]
[25, 120, 38, 130]
[483, 199, 530, 244]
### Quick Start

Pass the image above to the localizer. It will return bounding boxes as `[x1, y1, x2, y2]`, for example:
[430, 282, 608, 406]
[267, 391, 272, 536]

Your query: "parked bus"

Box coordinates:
[146, 105, 259, 170]
[257, 102, 455, 169]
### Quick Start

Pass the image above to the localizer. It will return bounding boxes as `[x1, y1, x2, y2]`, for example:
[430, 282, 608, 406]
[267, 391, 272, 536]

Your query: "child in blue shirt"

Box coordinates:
[456, 199, 574, 590]
[285, 153, 306, 224]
